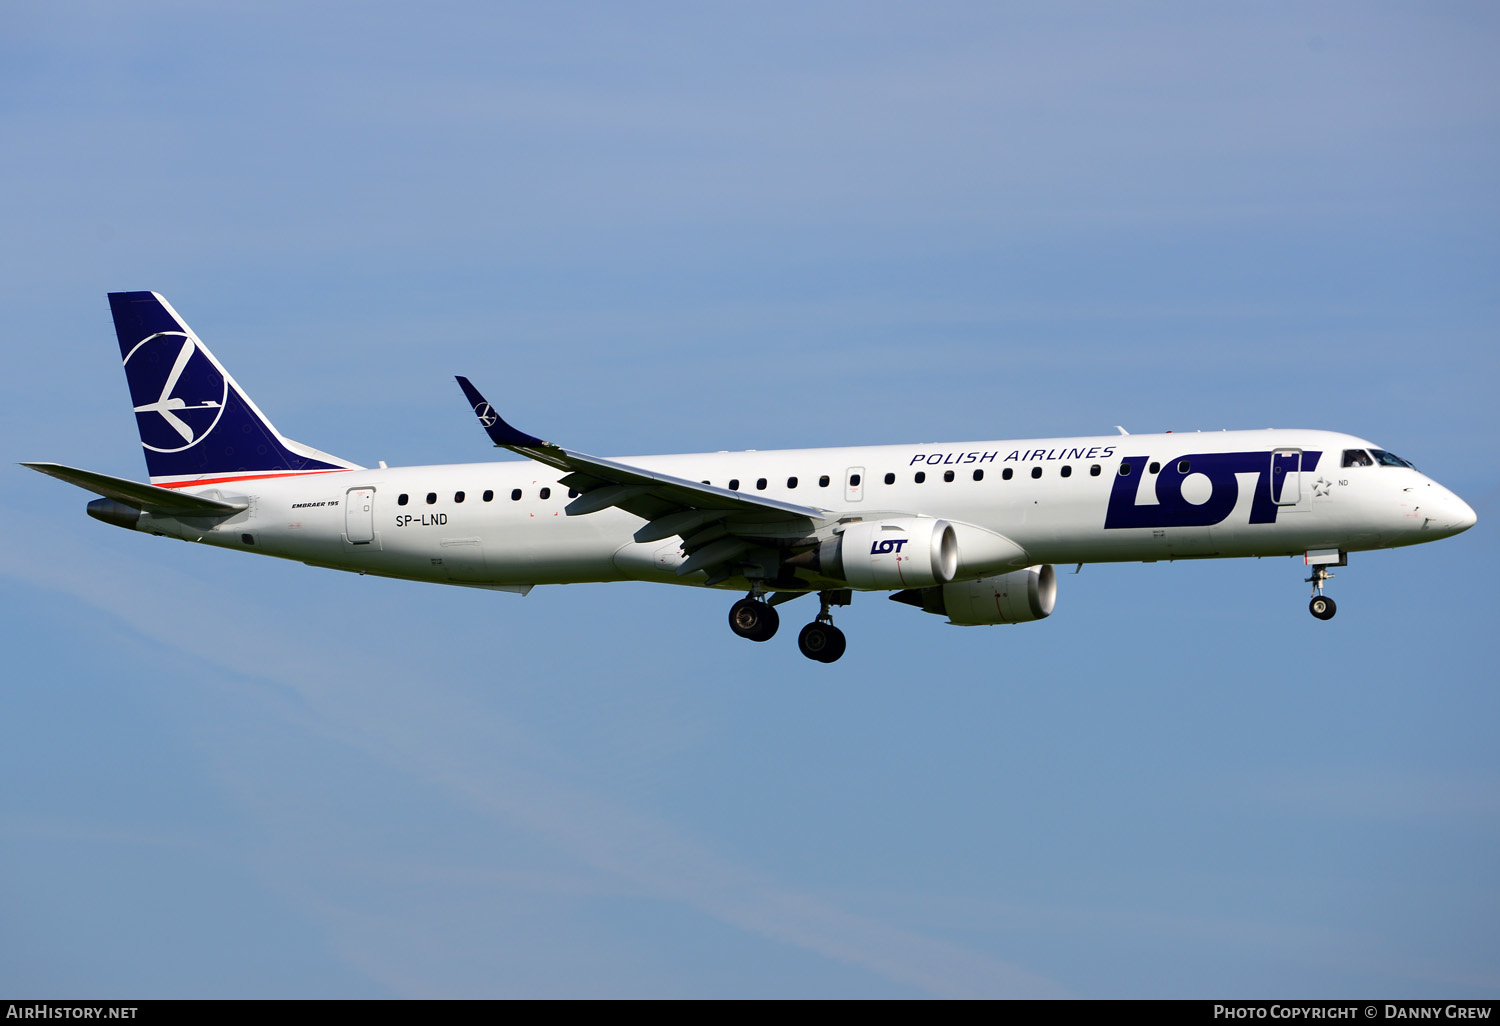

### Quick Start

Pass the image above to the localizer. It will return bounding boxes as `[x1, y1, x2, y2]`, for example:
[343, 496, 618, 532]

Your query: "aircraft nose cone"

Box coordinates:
[1426, 485, 1477, 537]
[1451, 496, 1478, 533]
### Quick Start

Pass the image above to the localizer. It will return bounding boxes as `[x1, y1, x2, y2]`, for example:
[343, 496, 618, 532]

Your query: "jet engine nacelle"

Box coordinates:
[819, 517, 958, 590]
[891, 564, 1057, 625]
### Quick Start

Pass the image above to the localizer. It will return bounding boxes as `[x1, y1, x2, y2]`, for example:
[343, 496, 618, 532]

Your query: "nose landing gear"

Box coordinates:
[1306, 565, 1337, 620]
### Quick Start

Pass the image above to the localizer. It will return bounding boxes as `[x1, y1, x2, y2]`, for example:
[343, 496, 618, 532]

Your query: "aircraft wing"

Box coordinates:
[22, 462, 248, 516]
[455, 377, 834, 579]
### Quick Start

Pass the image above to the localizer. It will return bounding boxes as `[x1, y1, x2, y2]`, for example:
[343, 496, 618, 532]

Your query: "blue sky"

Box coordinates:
[2, 2, 1497, 997]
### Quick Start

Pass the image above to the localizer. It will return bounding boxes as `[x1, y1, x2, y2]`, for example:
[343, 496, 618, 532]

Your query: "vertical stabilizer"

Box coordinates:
[109, 291, 360, 485]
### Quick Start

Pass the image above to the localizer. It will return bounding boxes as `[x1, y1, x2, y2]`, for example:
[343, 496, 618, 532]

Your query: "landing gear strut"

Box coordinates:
[728, 592, 779, 641]
[797, 591, 848, 663]
[1306, 565, 1337, 620]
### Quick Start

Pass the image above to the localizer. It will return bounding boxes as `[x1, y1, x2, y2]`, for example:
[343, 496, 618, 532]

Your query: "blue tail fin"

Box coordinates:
[109, 291, 360, 485]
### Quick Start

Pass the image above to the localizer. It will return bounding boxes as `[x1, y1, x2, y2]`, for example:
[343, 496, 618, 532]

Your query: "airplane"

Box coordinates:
[24, 291, 1478, 663]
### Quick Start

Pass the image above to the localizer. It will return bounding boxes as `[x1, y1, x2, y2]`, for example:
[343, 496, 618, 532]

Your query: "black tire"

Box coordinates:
[1309, 596, 1337, 620]
[819, 624, 847, 663]
[729, 598, 779, 641]
[798, 622, 847, 662]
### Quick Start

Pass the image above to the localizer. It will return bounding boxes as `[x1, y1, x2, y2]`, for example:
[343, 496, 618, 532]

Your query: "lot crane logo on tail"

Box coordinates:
[124, 332, 228, 452]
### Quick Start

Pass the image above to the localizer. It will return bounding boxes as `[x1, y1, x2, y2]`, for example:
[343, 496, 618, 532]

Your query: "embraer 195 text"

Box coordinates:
[26, 292, 1478, 662]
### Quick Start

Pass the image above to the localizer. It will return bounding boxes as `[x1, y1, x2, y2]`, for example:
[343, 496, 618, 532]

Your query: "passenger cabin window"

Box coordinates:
[1119, 463, 1132, 476]
[569, 489, 578, 498]
[483, 490, 494, 502]
[539, 487, 551, 499]
[1002, 468, 1014, 480]
[398, 494, 409, 506]
[818, 475, 830, 487]
[1343, 449, 1374, 468]
[915, 471, 926, 484]
[1031, 466, 1042, 479]
[973, 469, 984, 481]
[1177, 460, 1190, 474]
[943, 470, 954, 482]
[511, 489, 522, 501]
[849, 474, 862, 486]
[454, 491, 465, 503]
[426, 492, 437, 505]
[884, 472, 895, 485]
[787, 477, 798, 489]
[1090, 465, 1101, 476]
[756, 478, 767, 490]
[729, 479, 740, 491]
[1060, 465, 1072, 478]
[1148, 461, 1161, 474]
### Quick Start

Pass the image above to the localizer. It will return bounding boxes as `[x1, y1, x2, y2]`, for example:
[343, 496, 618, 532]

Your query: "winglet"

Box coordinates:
[454, 376, 549, 448]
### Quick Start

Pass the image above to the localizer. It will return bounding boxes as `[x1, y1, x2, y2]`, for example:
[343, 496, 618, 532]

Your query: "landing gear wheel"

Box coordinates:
[1305, 561, 1340, 622]
[729, 598, 779, 641]
[798, 622, 847, 663]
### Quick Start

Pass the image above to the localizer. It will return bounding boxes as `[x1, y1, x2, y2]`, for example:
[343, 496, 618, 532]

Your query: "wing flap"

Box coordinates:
[678, 537, 752, 576]
[565, 483, 656, 516]
[633, 509, 728, 543]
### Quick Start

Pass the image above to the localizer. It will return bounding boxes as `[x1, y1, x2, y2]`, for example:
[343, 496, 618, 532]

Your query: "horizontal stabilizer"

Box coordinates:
[22, 462, 248, 516]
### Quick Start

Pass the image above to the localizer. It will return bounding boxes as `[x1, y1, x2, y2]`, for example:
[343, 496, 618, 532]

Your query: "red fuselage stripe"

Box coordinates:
[153, 469, 353, 489]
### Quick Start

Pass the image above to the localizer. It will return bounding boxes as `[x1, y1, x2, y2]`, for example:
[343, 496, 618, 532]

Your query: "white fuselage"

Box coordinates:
[137, 428, 1475, 592]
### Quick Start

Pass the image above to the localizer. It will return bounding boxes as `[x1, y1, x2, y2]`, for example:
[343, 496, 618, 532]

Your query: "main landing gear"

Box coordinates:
[797, 593, 847, 664]
[1306, 565, 1337, 620]
[728, 594, 779, 642]
[726, 589, 848, 662]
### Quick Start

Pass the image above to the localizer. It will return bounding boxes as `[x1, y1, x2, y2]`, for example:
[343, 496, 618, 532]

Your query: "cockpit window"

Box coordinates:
[1342, 449, 1374, 468]
[1371, 449, 1415, 469]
